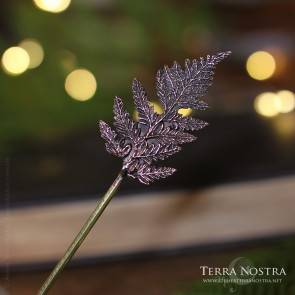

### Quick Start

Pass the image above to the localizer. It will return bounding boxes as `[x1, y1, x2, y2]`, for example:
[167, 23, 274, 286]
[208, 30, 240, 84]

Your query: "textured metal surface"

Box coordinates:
[100, 52, 231, 184]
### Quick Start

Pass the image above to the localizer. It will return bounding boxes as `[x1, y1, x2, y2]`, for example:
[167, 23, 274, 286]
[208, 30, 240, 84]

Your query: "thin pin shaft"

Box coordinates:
[37, 170, 126, 295]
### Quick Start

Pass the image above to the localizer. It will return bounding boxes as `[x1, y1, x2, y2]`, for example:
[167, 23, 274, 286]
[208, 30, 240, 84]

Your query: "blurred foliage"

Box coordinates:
[0, 0, 216, 155]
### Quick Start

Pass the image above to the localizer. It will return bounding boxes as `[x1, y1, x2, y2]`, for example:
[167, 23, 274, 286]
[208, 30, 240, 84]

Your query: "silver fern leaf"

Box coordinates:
[99, 51, 230, 184]
[157, 52, 231, 111]
[130, 165, 177, 185]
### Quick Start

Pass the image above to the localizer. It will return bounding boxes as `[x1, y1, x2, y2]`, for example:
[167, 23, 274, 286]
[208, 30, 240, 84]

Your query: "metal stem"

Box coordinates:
[37, 169, 126, 295]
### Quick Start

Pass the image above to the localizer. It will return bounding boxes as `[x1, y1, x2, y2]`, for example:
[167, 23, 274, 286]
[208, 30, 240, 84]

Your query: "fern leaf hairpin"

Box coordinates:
[37, 51, 230, 295]
[100, 51, 231, 184]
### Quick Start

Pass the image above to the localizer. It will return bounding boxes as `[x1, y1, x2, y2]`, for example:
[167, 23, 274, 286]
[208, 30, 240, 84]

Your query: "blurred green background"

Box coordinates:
[1, 0, 295, 202]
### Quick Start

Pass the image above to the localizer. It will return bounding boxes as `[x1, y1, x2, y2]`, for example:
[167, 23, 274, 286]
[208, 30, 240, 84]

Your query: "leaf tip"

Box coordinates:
[99, 120, 106, 130]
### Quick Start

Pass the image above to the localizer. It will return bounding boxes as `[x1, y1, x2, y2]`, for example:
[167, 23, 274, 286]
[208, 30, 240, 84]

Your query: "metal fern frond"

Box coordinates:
[100, 51, 231, 184]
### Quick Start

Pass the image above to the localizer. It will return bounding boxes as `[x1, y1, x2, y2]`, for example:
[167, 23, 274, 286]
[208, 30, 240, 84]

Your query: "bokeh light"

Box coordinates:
[178, 108, 193, 116]
[246, 51, 276, 80]
[133, 104, 194, 121]
[19, 39, 44, 69]
[59, 50, 78, 72]
[254, 92, 280, 117]
[65, 68, 97, 101]
[33, 0, 71, 13]
[133, 101, 163, 121]
[276, 90, 295, 113]
[151, 101, 164, 114]
[1, 47, 30, 76]
[273, 114, 295, 137]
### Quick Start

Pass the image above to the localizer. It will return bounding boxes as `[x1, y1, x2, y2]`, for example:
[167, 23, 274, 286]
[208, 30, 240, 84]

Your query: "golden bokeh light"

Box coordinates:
[133, 104, 195, 121]
[1, 47, 30, 76]
[65, 68, 97, 101]
[254, 92, 280, 117]
[246, 51, 276, 80]
[273, 114, 295, 137]
[133, 111, 139, 121]
[276, 90, 295, 113]
[33, 0, 71, 13]
[133, 101, 163, 121]
[150, 101, 164, 114]
[19, 39, 44, 69]
[178, 108, 193, 116]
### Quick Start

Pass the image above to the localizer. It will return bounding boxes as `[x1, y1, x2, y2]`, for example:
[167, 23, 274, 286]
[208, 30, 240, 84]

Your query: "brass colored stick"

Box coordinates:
[37, 170, 126, 295]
